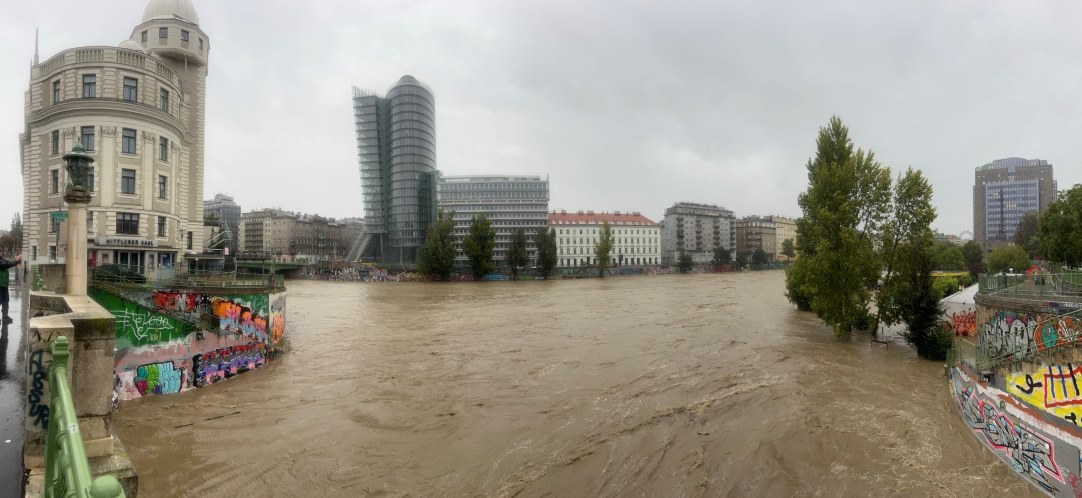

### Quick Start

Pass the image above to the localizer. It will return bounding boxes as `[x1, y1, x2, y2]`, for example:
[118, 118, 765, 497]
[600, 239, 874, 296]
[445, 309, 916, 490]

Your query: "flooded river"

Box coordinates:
[113, 271, 1039, 497]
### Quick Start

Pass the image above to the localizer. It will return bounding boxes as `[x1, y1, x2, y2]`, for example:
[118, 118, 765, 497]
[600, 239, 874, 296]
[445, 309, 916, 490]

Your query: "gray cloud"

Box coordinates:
[4, 0, 1082, 235]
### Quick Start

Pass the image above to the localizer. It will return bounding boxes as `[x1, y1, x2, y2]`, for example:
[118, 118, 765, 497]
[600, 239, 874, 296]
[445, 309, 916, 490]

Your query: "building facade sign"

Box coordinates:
[98, 237, 157, 248]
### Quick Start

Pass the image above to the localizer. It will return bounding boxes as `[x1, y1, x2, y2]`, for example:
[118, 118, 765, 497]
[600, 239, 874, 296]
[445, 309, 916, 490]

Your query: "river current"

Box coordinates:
[112, 271, 1039, 497]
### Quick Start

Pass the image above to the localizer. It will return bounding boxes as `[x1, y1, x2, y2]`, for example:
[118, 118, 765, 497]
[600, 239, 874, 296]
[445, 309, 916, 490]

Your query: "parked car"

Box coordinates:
[91, 264, 147, 284]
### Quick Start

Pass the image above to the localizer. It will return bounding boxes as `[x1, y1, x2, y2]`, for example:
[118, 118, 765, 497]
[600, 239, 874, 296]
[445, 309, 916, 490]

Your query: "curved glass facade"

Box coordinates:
[352, 75, 437, 265]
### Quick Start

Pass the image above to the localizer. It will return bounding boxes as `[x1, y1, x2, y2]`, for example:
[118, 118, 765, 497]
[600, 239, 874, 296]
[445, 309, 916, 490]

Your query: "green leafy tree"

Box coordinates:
[961, 240, 984, 280]
[735, 252, 748, 268]
[712, 246, 731, 265]
[875, 168, 937, 335]
[677, 251, 694, 273]
[1039, 184, 1082, 266]
[928, 240, 965, 271]
[535, 227, 558, 278]
[785, 116, 892, 337]
[932, 276, 960, 300]
[987, 245, 1031, 274]
[464, 214, 496, 280]
[780, 238, 795, 260]
[508, 228, 529, 280]
[418, 209, 456, 281]
[752, 248, 769, 267]
[1013, 211, 1042, 258]
[896, 241, 953, 360]
[594, 221, 613, 278]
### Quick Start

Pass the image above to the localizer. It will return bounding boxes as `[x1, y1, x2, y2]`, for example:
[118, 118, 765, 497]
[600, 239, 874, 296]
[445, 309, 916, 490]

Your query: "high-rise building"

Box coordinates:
[973, 158, 1057, 255]
[660, 202, 734, 264]
[204, 193, 240, 255]
[352, 76, 438, 265]
[437, 175, 549, 269]
[20, 0, 209, 269]
[549, 210, 661, 268]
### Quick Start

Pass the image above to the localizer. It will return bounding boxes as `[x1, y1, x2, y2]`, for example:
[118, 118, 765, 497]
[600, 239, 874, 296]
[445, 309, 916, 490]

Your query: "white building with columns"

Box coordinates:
[20, 0, 209, 270]
[549, 210, 661, 268]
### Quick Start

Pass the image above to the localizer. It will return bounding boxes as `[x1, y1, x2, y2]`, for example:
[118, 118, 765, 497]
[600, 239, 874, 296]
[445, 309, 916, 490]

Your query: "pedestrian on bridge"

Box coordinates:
[0, 254, 22, 324]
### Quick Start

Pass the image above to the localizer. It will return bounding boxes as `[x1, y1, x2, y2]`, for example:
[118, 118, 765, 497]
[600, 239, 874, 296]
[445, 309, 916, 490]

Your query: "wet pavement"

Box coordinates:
[0, 280, 26, 497]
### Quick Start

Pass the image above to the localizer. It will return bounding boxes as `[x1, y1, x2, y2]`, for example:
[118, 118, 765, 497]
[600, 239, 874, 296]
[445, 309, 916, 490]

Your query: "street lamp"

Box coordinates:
[62, 143, 95, 295]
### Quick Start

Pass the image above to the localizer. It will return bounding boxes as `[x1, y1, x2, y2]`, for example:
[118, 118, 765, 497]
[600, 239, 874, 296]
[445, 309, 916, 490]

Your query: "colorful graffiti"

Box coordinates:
[211, 295, 270, 342]
[27, 349, 49, 428]
[948, 310, 976, 337]
[953, 368, 1070, 494]
[977, 307, 1082, 360]
[192, 343, 267, 387]
[1009, 364, 1082, 426]
[270, 293, 286, 343]
[91, 290, 190, 348]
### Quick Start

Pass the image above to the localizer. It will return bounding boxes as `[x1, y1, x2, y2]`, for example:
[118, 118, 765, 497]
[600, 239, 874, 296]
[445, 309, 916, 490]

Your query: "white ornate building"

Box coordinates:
[549, 210, 661, 268]
[20, 0, 209, 270]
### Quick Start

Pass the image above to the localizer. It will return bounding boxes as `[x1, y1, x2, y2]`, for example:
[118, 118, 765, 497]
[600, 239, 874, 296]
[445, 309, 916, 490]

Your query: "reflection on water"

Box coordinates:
[113, 271, 1039, 497]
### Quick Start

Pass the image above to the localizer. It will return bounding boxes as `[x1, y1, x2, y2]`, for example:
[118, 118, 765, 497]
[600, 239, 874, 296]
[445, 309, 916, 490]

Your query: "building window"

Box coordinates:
[141, 30, 147, 43]
[199, 38, 203, 51]
[51, 130, 59, 155]
[122, 128, 137, 154]
[159, 27, 168, 39]
[52, 80, 60, 104]
[87, 211, 95, 233]
[160, 89, 169, 112]
[158, 216, 167, 237]
[80, 126, 95, 151]
[82, 74, 96, 98]
[49, 215, 59, 234]
[117, 213, 140, 235]
[158, 175, 168, 199]
[31, 246, 37, 261]
[50, 169, 59, 194]
[121, 169, 136, 194]
[48, 245, 57, 262]
[122, 77, 138, 102]
[186, 231, 193, 250]
[88, 167, 95, 192]
[181, 30, 189, 42]
[159, 137, 169, 161]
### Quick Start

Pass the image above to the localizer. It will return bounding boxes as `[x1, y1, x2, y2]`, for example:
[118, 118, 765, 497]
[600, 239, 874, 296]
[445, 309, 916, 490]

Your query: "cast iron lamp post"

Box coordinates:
[63, 143, 94, 295]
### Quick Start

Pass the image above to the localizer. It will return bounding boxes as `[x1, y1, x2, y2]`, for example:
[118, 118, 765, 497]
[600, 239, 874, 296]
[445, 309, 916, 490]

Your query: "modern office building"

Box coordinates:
[204, 193, 240, 255]
[20, 0, 209, 269]
[660, 202, 735, 264]
[973, 158, 1056, 255]
[549, 210, 661, 268]
[437, 175, 549, 269]
[352, 76, 438, 265]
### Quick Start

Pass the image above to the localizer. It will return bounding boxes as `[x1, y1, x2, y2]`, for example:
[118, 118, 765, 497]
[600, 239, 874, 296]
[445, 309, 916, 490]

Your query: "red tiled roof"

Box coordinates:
[548, 211, 657, 225]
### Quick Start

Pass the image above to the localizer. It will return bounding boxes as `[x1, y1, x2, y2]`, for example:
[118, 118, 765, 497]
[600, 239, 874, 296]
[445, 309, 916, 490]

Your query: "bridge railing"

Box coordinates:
[45, 336, 125, 498]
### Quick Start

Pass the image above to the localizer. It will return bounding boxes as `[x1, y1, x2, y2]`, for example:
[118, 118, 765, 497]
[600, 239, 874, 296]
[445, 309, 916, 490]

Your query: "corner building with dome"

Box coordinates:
[20, 0, 209, 271]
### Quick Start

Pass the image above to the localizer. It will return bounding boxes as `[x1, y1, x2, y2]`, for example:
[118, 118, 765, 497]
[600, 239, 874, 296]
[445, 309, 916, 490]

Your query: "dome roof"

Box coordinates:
[118, 39, 147, 53]
[142, 0, 199, 25]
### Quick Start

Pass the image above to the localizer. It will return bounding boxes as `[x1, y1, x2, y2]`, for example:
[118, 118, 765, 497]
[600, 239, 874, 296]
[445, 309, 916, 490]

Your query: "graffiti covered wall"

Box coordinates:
[951, 367, 1082, 496]
[977, 305, 1082, 361]
[90, 288, 286, 404]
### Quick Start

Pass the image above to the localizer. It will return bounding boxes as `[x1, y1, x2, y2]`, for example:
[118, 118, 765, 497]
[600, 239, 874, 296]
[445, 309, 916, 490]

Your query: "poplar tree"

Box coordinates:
[594, 221, 613, 278]
[535, 227, 558, 279]
[507, 228, 528, 280]
[464, 214, 496, 280]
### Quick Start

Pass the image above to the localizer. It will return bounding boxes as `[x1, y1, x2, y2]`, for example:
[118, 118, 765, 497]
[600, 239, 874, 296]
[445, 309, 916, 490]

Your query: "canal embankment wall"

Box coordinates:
[952, 293, 1082, 497]
[87, 285, 286, 403]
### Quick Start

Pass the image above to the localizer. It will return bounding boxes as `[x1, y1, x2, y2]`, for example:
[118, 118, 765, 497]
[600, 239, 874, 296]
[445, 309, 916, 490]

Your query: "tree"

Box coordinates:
[418, 209, 456, 281]
[1013, 211, 1041, 258]
[594, 221, 613, 278]
[928, 240, 965, 271]
[784, 116, 892, 337]
[508, 228, 529, 280]
[875, 168, 937, 337]
[780, 238, 795, 260]
[735, 252, 747, 268]
[896, 241, 953, 360]
[712, 246, 731, 266]
[987, 245, 1030, 275]
[961, 240, 984, 280]
[535, 227, 558, 278]
[464, 214, 496, 280]
[751, 248, 769, 267]
[1039, 184, 1082, 266]
[677, 251, 694, 273]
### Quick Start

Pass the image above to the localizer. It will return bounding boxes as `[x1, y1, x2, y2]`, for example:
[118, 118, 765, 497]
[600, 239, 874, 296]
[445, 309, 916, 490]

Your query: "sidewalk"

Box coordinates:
[0, 280, 27, 497]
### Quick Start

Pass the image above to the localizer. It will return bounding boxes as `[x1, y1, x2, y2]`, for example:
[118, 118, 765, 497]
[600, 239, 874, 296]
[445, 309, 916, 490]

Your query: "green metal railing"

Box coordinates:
[44, 336, 125, 498]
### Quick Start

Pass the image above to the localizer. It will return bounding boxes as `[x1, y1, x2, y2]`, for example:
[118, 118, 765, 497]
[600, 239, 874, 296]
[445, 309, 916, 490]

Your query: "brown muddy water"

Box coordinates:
[113, 271, 1040, 497]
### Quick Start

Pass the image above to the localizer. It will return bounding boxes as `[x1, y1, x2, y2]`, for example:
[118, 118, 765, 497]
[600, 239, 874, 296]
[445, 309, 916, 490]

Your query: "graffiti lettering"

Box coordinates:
[948, 310, 977, 337]
[978, 309, 1082, 361]
[116, 307, 176, 343]
[27, 349, 49, 428]
[1015, 374, 1044, 395]
[134, 361, 183, 396]
[192, 343, 267, 388]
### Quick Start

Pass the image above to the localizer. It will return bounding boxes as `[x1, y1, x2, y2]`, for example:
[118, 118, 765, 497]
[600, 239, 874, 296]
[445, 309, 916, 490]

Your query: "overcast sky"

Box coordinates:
[3, 0, 1081, 236]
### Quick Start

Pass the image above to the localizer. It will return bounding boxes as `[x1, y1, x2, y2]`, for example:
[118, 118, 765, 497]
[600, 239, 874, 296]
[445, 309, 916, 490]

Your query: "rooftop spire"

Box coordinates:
[33, 27, 39, 65]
